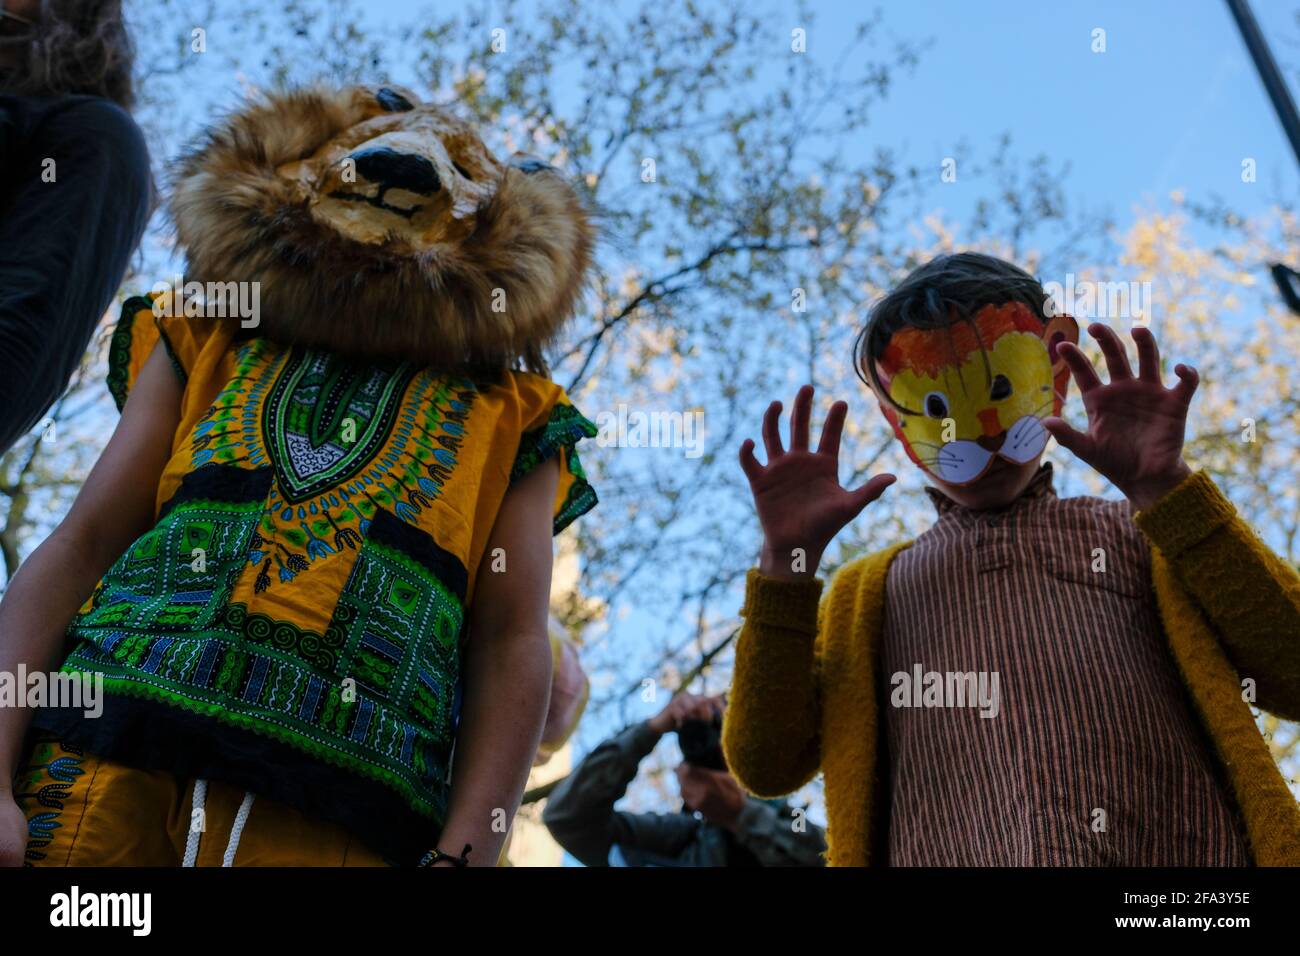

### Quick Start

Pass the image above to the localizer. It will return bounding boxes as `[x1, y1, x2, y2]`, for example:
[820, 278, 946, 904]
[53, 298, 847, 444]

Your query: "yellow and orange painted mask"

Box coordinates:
[873, 302, 1079, 486]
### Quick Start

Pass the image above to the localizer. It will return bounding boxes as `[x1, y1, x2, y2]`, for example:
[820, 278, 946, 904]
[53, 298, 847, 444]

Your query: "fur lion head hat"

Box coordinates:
[169, 84, 594, 373]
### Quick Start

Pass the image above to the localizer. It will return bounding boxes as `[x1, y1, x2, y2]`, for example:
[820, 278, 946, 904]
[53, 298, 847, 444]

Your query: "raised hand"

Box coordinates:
[739, 385, 895, 580]
[647, 692, 724, 736]
[1042, 323, 1197, 510]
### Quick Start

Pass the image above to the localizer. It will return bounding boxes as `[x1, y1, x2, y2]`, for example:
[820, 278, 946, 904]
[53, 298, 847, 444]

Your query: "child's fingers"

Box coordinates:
[1089, 323, 1133, 381]
[846, 473, 896, 515]
[738, 438, 764, 481]
[1131, 325, 1161, 382]
[1042, 416, 1088, 456]
[1172, 363, 1200, 404]
[1058, 341, 1102, 393]
[790, 385, 814, 452]
[817, 400, 848, 458]
[761, 401, 785, 459]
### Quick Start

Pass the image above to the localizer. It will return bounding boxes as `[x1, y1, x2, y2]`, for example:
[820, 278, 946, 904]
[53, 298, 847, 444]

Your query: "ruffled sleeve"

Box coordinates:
[509, 382, 599, 535]
[106, 292, 222, 411]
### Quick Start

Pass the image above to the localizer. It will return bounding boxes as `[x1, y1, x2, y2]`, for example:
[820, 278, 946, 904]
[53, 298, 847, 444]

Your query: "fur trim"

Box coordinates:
[169, 86, 594, 372]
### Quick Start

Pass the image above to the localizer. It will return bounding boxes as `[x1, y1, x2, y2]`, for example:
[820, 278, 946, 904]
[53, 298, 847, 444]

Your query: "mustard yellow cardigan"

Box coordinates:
[723, 470, 1300, 866]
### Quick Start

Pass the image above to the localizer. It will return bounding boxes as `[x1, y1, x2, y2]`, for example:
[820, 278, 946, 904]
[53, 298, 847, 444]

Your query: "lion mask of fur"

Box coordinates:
[169, 84, 594, 373]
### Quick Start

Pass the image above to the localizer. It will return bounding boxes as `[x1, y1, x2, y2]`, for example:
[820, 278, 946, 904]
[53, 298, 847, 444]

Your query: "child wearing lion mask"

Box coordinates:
[0, 84, 598, 868]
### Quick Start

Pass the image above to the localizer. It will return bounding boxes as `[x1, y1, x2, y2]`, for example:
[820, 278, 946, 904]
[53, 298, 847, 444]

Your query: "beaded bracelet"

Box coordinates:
[418, 843, 473, 867]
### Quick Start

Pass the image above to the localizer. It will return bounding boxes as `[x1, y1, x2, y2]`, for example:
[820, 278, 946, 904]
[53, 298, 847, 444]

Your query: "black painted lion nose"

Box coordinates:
[350, 147, 441, 195]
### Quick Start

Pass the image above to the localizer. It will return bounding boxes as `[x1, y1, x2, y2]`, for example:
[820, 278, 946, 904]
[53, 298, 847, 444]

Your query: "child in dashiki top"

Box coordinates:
[14, 297, 597, 867]
[0, 83, 602, 867]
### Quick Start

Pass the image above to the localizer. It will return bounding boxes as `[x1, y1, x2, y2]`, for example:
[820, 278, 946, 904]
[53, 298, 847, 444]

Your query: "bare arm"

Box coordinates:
[0, 343, 178, 865]
[434, 455, 560, 866]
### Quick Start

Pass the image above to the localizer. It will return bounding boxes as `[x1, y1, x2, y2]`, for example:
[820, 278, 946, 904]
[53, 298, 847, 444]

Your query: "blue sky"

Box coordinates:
[348, 0, 1300, 233]
[858, 0, 1300, 223]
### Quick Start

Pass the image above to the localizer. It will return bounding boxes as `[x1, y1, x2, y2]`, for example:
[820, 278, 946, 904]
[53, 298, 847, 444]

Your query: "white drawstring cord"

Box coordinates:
[182, 778, 256, 867]
[223, 791, 256, 866]
[182, 778, 207, 867]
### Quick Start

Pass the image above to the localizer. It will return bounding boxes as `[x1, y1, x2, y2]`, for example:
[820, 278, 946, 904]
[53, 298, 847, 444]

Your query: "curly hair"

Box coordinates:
[0, 1, 135, 108]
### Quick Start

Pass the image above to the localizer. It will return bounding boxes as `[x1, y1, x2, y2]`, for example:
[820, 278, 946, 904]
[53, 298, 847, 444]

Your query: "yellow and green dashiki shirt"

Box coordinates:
[32, 295, 599, 865]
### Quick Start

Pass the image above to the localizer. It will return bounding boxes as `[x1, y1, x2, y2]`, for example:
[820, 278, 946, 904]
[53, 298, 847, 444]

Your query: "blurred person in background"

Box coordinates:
[544, 691, 826, 866]
[0, 0, 150, 453]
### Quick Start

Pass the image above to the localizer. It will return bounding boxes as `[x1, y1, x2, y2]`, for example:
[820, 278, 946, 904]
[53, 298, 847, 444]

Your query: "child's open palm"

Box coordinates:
[1043, 323, 1197, 510]
[740, 385, 895, 579]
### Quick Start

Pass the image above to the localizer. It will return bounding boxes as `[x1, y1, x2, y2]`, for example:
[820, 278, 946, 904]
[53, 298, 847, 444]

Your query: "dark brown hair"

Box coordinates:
[853, 252, 1050, 412]
[0, 1, 135, 108]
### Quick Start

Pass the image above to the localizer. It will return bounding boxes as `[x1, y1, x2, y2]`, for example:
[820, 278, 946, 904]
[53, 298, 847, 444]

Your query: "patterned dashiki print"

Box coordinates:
[32, 294, 599, 865]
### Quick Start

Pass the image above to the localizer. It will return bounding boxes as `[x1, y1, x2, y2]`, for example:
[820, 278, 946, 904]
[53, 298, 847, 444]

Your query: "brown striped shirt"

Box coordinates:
[879, 463, 1248, 866]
